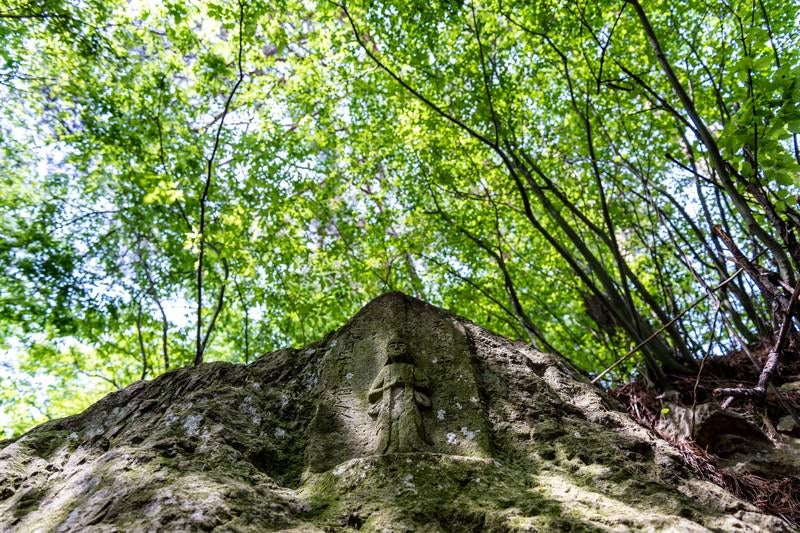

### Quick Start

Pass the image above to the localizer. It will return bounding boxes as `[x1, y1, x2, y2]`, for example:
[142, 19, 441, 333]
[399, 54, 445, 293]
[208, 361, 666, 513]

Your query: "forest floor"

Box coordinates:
[612, 339, 800, 526]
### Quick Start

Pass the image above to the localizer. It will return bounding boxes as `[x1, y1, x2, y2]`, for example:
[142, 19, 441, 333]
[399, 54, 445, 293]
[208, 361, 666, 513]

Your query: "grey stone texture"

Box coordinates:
[0, 293, 791, 531]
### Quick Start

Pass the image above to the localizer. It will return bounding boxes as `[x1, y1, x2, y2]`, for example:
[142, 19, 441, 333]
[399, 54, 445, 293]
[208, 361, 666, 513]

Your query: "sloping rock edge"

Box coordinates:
[0, 292, 792, 532]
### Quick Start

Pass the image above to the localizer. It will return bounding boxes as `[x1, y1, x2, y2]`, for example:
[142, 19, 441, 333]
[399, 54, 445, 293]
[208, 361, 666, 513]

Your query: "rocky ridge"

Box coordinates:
[0, 293, 791, 531]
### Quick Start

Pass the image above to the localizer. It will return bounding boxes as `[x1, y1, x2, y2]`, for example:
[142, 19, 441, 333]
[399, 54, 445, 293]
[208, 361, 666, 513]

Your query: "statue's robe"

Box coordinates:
[368, 362, 431, 453]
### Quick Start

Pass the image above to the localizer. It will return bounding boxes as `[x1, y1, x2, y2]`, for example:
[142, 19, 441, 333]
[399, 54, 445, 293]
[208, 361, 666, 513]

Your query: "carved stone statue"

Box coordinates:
[368, 338, 431, 453]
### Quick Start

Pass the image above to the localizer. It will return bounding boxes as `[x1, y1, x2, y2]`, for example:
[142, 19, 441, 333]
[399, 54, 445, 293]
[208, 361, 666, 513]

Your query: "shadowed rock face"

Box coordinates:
[306, 295, 490, 471]
[0, 293, 791, 531]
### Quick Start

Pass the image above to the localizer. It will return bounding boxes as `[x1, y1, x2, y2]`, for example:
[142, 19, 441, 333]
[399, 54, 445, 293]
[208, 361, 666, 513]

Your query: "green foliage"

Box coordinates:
[1, 0, 799, 435]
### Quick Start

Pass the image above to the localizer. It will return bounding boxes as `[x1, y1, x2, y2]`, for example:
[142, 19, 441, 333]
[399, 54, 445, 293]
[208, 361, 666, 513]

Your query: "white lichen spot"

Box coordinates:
[305, 348, 316, 356]
[402, 474, 416, 493]
[303, 373, 319, 390]
[574, 431, 582, 439]
[274, 427, 287, 439]
[239, 397, 262, 425]
[460, 427, 479, 441]
[437, 409, 446, 421]
[279, 395, 290, 409]
[290, 500, 312, 514]
[249, 382, 262, 391]
[455, 402, 463, 410]
[475, 477, 481, 483]
[333, 463, 348, 476]
[68, 432, 79, 441]
[405, 458, 412, 464]
[183, 415, 204, 437]
[345, 372, 354, 380]
[432, 357, 438, 364]
[470, 396, 479, 405]
[200, 423, 223, 445]
[330, 339, 338, 347]
[85, 426, 105, 439]
[191, 509, 206, 523]
[446, 432, 458, 445]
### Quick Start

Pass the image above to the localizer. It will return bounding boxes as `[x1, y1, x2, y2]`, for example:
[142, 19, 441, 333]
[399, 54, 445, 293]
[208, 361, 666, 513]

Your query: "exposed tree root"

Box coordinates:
[612, 341, 800, 526]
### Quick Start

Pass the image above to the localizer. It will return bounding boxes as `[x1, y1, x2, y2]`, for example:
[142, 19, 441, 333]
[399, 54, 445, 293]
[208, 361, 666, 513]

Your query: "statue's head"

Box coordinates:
[386, 337, 411, 363]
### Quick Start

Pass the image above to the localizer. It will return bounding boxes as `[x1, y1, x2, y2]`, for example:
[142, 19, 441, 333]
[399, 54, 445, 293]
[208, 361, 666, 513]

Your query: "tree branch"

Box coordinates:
[195, 0, 245, 366]
[136, 302, 148, 380]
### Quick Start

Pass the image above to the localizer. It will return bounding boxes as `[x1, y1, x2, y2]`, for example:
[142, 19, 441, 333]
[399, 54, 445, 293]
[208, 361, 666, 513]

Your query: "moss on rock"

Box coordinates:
[0, 293, 793, 531]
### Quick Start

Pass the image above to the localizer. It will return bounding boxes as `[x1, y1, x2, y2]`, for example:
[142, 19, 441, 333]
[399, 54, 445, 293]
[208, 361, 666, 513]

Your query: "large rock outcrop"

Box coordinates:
[0, 293, 791, 531]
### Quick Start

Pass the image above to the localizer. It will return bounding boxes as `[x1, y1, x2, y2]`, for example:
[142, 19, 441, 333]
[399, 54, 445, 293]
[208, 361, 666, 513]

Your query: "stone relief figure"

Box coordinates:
[368, 338, 432, 453]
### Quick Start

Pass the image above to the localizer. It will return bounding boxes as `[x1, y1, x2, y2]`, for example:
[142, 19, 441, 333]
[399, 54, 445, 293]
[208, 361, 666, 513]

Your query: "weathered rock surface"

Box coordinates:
[0, 293, 792, 531]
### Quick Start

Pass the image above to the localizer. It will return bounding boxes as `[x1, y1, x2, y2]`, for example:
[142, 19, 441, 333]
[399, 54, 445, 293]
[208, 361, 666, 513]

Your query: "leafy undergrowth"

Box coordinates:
[612, 338, 800, 526]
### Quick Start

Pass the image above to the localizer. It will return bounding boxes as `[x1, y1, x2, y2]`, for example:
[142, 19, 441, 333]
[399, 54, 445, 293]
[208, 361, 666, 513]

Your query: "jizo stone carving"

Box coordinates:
[304, 295, 492, 472]
[367, 338, 432, 453]
[1, 293, 791, 532]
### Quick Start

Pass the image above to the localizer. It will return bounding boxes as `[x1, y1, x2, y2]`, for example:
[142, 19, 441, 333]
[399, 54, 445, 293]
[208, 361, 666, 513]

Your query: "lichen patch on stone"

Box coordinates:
[0, 293, 792, 533]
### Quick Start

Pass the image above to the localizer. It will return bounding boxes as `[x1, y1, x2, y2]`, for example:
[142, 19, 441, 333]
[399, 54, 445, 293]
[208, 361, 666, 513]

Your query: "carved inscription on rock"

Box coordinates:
[305, 294, 492, 473]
